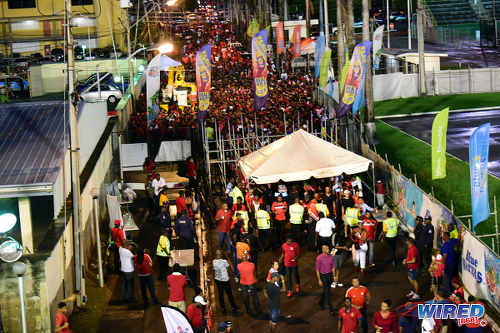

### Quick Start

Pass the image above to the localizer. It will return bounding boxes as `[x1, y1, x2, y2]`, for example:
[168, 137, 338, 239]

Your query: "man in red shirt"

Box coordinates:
[167, 264, 188, 312]
[279, 235, 300, 297]
[362, 212, 377, 268]
[186, 296, 207, 333]
[215, 203, 233, 251]
[237, 254, 261, 316]
[403, 237, 420, 300]
[176, 191, 187, 216]
[338, 297, 362, 333]
[111, 219, 125, 274]
[55, 302, 71, 333]
[271, 195, 288, 248]
[346, 278, 371, 333]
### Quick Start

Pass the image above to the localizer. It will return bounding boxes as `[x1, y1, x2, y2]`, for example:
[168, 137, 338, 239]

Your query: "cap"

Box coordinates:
[270, 272, 280, 280]
[114, 219, 121, 225]
[436, 254, 443, 261]
[194, 295, 207, 305]
[416, 216, 423, 222]
[377, 180, 382, 183]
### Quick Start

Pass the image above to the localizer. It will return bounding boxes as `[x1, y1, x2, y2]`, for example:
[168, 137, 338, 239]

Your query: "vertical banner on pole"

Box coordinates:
[372, 25, 385, 70]
[252, 29, 269, 111]
[469, 123, 491, 229]
[319, 48, 331, 88]
[314, 35, 326, 80]
[291, 25, 302, 58]
[276, 21, 285, 54]
[196, 44, 212, 120]
[431, 107, 449, 180]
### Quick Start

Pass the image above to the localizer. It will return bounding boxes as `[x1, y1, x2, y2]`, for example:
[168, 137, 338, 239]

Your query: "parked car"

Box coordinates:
[80, 83, 122, 106]
[0, 75, 29, 98]
[51, 48, 64, 62]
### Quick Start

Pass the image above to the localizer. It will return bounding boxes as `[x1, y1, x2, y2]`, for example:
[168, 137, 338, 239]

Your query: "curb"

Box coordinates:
[376, 106, 500, 119]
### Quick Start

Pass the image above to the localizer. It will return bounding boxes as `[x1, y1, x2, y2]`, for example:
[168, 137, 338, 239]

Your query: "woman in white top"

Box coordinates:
[212, 249, 239, 314]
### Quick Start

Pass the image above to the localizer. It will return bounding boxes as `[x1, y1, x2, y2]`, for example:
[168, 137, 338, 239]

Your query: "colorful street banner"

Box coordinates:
[252, 29, 269, 110]
[291, 25, 302, 58]
[337, 41, 372, 117]
[314, 35, 326, 79]
[469, 123, 491, 229]
[319, 48, 331, 88]
[431, 107, 449, 180]
[196, 44, 211, 113]
[300, 38, 316, 55]
[276, 21, 285, 54]
[373, 25, 385, 70]
[247, 19, 260, 37]
[340, 46, 349, 94]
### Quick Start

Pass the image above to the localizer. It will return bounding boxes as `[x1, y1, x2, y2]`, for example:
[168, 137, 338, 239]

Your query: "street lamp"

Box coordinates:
[157, 42, 174, 54]
[166, 0, 177, 6]
[13, 261, 27, 333]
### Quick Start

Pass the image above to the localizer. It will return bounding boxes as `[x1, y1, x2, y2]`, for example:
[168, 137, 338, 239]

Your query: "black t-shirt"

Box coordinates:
[265, 282, 281, 310]
[341, 197, 355, 209]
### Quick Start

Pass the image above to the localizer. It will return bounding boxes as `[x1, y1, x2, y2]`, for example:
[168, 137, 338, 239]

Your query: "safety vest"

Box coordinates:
[231, 186, 244, 203]
[156, 235, 171, 257]
[256, 209, 271, 229]
[345, 207, 359, 227]
[234, 210, 249, 231]
[316, 203, 329, 217]
[384, 217, 400, 238]
[289, 203, 304, 224]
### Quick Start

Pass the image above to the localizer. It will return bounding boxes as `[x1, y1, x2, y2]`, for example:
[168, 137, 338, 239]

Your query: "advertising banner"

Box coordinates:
[431, 107, 449, 180]
[314, 35, 325, 79]
[276, 21, 285, 54]
[337, 41, 372, 117]
[247, 18, 260, 37]
[252, 29, 269, 110]
[373, 25, 385, 70]
[462, 231, 500, 313]
[319, 48, 331, 88]
[291, 25, 302, 58]
[469, 123, 491, 229]
[196, 44, 212, 113]
[300, 38, 315, 55]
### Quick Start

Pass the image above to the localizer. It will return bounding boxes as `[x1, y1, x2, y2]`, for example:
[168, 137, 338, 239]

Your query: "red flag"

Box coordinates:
[291, 25, 302, 58]
[276, 21, 285, 54]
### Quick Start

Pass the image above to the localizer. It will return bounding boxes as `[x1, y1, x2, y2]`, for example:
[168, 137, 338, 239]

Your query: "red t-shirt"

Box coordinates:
[407, 245, 419, 270]
[186, 161, 197, 178]
[372, 311, 398, 333]
[272, 201, 288, 221]
[111, 227, 125, 248]
[134, 254, 152, 276]
[338, 307, 362, 333]
[281, 242, 300, 267]
[167, 273, 187, 302]
[346, 286, 370, 308]
[186, 304, 203, 328]
[238, 261, 256, 286]
[362, 219, 377, 241]
[176, 197, 187, 214]
[215, 209, 233, 233]
[56, 309, 71, 333]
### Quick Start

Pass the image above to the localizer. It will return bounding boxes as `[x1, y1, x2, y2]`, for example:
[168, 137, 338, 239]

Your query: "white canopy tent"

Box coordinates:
[238, 129, 374, 186]
[146, 54, 182, 110]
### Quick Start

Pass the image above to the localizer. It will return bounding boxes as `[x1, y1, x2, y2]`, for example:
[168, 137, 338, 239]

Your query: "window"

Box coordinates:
[72, 0, 93, 5]
[7, 0, 35, 9]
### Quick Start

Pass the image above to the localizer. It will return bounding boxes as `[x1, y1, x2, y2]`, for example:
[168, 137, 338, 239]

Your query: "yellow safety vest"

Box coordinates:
[383, 217, 400, 238]
[156, 235, 171, 257]
[345, 207, 359, 226]
[231, 186, 244, 203]
[256, 210, 271, 229]
[316, 203, 329, 217]
[234, 210, 249, 231]
[289, 203, 304, 224]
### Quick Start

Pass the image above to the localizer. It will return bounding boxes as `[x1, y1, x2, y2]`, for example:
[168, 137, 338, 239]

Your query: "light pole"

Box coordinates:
[417, 0, 426, 95]
[407, 0, 412, 49]
[386, 0, 391, 48]
[12, 261, 27, 333]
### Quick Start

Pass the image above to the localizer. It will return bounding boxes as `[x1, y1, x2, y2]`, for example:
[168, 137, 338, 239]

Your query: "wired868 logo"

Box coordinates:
[418, 303, 487, 327]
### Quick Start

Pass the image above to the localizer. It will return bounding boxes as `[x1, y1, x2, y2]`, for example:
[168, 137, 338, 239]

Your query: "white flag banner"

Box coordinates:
[161, 306, 194, 333]
[372, 25, 385, 70]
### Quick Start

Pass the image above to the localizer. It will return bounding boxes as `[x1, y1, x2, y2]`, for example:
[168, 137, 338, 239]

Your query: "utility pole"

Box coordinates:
[386, 0, 391, 48]
[324, 0, 329, 44]
[65, 0, 85, 306]
[127, 21, 135, 112]
[306, 0, 311, 37]
[363, 0, 376, 143]
[417, 0, 426, 95]
[407, 0, 412, 49]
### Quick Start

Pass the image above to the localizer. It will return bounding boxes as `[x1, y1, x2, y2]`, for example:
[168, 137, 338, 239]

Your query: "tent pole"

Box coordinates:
[372, 163, 376, 208]
[283, 110, 287, 134]
[297, 110, 300, 129]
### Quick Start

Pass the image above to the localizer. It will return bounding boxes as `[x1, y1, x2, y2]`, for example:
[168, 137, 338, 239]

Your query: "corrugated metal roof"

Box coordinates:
[0, 101, 68, 187]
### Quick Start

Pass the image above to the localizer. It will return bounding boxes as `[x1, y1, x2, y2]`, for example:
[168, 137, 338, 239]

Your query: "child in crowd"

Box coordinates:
[428, 253, 444, 293]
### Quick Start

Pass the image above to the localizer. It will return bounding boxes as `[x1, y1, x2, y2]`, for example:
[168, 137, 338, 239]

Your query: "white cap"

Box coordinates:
[194, 295, 207, 305]
[436, 254, 443, 261]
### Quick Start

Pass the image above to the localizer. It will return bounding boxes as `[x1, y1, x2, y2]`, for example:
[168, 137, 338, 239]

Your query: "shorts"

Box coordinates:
[168, 300, 186, 312]
[408, 269, 418, 281]
[269, 308, 280, 324]
[333, 255, 343, 269]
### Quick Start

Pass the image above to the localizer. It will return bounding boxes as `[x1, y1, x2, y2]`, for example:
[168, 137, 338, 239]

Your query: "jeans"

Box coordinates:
[269, 308, 280, 324]
[241, 284, 260, 314]
[318, 235, 332, 252]
[291, 223, 303, 244]
[179, 236, 194, 250]
[367, 240, 375, 265]
[120, 271, 135, 302]
[139, 274, 158, 304]
[319, 273, 333, 311]
[385, 236, 398, 266]
[113, 245, 120, 273]
[157, 256, 170, 280]
[285, 266, 300, 291]
[219, 231, 231, 251]
[215, 280, 237, 311]
[274, 219, 285, 248]
[444, 269, 454, 295]
[258, 229, 271, 251]
[360, 307, 368, 333]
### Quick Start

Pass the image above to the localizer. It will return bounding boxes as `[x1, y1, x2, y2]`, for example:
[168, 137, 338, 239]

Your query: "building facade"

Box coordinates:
[0, 0, 127, 56]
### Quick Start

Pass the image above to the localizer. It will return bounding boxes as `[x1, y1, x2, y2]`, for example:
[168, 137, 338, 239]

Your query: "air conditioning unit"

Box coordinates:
[120, 0, 132, 8]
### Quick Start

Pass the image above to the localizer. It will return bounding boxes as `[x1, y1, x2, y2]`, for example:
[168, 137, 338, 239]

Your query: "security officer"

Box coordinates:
[344, 206, 360, 236]
[233, 202, 249, 232]
[289, 197, 305, 244]
[381, 211, 400, 269]
[316, 198, 329, 219]
[415, 215, 434, 269]
[256, 207, 271, 250]
[156, 228, 171, 280]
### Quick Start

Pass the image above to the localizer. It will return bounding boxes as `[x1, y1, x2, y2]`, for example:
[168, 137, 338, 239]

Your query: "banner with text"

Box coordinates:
[252, 29, 269, 110]
[276, 21, 285, 54]
[196, 44, 211, 114]
[373, 25, 385, 70]
[432, 107, 449, 180]
[291, 25, 302, 59]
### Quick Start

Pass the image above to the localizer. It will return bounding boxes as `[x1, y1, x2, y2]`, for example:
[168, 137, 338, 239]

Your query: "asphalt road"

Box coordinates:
[382, 109, 500, 178]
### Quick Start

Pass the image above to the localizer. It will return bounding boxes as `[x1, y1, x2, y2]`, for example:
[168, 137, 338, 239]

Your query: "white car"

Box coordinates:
[80, 84, 122, 105]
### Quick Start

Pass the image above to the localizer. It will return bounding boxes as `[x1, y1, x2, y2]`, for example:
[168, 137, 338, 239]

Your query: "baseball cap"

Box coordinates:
[270, 272, 280, 280]
[436, 254, 443, 261]
[114, 219, 121, 225]
[194, 295, 207, 305]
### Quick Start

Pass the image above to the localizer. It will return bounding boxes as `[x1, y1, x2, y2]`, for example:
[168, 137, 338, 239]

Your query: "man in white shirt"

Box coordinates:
[119, 240, 135, 303]
[315, 212, 336, 252]
[152, 173, 166, 197]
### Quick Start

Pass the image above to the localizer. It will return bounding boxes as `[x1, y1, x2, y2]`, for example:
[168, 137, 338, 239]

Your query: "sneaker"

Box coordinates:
[287, 291, 293, 297]
[331, 282, 337, 288]
[337, 282, 343, 287]
[295, 284, 300, 293]
[406, 290, 415, 298]
[411, 293, 420, 300]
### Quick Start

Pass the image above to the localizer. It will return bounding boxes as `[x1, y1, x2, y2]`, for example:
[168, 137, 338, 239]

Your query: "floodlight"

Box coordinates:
[0, 237, 23, 263]
[0, 213, 17, 233]
[157, 42, 174, 54]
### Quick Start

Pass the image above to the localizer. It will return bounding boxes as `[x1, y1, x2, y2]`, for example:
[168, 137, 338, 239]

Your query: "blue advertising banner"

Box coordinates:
[469, 123, 491, 229]
[196, 44, 212, 113]
[314, 35, 325, 80]
[337, 41, 372, 117]
[252, 29, 269, 111]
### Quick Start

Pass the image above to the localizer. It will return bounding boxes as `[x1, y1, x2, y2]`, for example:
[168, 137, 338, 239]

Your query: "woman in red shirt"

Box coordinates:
[373, 299, 398, 333]
[134, 248, 160, 305]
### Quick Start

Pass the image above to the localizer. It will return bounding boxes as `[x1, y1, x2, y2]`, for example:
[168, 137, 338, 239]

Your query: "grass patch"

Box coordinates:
[374, 93, 500, 117]
[375, 120, 500, 248]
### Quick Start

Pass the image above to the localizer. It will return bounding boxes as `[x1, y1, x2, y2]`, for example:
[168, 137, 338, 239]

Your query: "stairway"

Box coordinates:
[426, 0, 479, 25]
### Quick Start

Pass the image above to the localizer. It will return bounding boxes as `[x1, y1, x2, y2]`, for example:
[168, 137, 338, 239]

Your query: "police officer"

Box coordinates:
[289, 197, 305, 244]
[382, 211, 400, 269]
[158, 205, 172, 238]
[415, 215, 434, 269]
[156, 228, 171, 280]
[256, 207, 271, 250]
